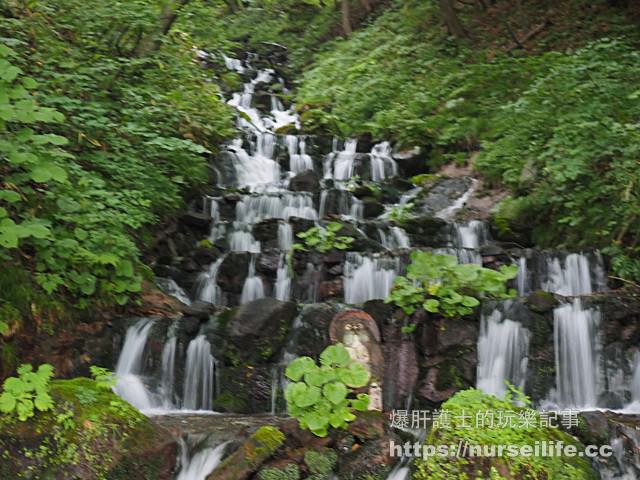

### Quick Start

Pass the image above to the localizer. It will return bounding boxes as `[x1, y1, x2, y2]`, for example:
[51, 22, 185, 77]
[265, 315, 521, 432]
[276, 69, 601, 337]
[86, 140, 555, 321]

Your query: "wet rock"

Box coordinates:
[418, 176, 473, 216]
[182, 316, 201, 335]
[285, 303, 338, 359]
[253, 218, 281, 247]
[392, 146, 428, 177]
[182, 300, 216, 320]
[225, 297, 298, 363]
[337, 437, 393, 479]
[362, 197, 384, 218]
[319, 279, 344, 300]
[191, 246, 219, 266]
[525, 290, 559, 313]
[181, 211, 212, 231]
[401, 215, 448, 247]
[217, 252, 251, 294]
[209, 426, 286, 480]
[289, 169, 320, 193]
[256, 249, 281, 274]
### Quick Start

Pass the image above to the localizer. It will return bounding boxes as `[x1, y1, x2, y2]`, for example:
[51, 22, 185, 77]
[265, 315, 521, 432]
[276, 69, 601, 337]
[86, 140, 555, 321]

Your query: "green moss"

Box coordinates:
[0, 378, 169, 479]
[258, 463, 301, 480]
[304, 449, 337, 477]
[414, 389, 597, 480]
[252, 426, 285, 453]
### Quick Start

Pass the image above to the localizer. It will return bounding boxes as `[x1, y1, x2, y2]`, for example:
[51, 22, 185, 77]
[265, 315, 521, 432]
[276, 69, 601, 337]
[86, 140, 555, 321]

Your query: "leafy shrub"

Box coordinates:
[386, 251, 517, 316]
[285, 344, 370, 437]
[0, 363, 55, 421]
[414, 388, 594, 479]
[294, 222, 354, 253]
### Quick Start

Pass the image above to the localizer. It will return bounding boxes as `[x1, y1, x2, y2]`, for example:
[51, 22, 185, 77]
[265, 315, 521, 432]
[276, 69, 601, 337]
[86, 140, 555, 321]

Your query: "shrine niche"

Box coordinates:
[329, 310, 384, 410]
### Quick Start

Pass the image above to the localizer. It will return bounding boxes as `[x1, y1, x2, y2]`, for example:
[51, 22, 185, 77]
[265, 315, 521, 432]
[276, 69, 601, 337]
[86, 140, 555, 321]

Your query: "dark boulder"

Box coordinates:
[217, 253, 251, 294]
[289, 169, 320, 193]
[225, 297, 299, 362]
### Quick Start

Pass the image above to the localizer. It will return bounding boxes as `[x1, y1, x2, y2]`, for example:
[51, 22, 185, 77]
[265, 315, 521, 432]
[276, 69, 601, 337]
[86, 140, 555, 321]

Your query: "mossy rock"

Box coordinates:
[0, 378, 176, 480]
[209, 425, 285, 480]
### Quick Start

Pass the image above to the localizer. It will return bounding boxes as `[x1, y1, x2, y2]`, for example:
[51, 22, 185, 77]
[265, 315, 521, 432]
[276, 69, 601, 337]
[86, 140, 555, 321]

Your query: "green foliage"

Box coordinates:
[294, 222, 354, 253]
[296, 0, 640, 281]
[0, 363, 54, 421]
[386, 251, 517, 316]
[0, 0, 234, 311]
[477, 39, 640, 281]
[414, 389, 595, 479]
[90, 366, 116, 391]
[285, 343, 370, 437]
[388, 202, 414, 224]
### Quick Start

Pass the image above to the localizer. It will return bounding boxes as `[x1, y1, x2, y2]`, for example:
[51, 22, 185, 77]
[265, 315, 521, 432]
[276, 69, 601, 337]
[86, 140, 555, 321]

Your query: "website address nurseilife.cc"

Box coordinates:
[390, 440, 613, 459]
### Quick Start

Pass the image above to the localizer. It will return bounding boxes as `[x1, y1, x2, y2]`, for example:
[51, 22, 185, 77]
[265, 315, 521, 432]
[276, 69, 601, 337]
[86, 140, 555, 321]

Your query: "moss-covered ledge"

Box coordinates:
[0, 378, 177, 480]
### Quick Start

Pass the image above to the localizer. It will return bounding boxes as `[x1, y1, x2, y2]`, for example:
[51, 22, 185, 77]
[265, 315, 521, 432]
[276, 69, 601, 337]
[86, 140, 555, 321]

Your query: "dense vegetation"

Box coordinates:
[0, 0, 234, 333]
[294, 0, 640, 282]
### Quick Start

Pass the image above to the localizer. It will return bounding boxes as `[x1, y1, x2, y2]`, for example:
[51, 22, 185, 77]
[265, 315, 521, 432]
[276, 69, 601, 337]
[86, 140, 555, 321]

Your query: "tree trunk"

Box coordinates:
[439, 0, 467, 38]
[135, 0, 192, 56]
[341, 0, 353, 37]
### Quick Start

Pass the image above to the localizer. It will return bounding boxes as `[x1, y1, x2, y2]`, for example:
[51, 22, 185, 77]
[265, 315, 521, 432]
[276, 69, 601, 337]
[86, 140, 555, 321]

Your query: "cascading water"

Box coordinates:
[286, 135, 313, 173]
[370, 141, 398, 181]
[114, 318, 157, 411]
[344, 253, 400, 304]
[160, 324, 178, 409]
[476, 306, 530, 398]
[551, 299, 601, 408]
[176, 438, 228, 480]
[183, 335, 218, 411]
[240, 255, 265, 304]
[543, 252, 601, 296]
[197, 257, 224, 304]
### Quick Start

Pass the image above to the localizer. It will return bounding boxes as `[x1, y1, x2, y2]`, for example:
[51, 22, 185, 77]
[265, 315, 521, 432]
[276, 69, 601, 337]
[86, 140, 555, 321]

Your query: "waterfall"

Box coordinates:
[344, 253, 400, 304]
[182, 335, 218, 411]
[517, 257, 529, 296]
[552, 299, 601, 408]
[286, 135, 313, 173]
[477, 307, 530, 398]
[378, 226, 410, 250]
[235, 192, 317, 224]
[275, 254, 291, 301]
[197, 257, 224, 305]
[229, 229, 261, 253]
[324, 138, 358, 180]
[240, 256, 265, 304]
[370, 141, 398, 181]
[543, 252, 602, 296]
[155, 277, 191, 305]
[177, 438, 228, 480]
[114, 318, 157, 411]
[159, 327, 177, 409]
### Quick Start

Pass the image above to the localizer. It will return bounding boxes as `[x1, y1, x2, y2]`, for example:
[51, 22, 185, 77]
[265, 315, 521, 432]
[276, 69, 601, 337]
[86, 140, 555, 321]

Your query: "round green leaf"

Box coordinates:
[323, 381, 348, 405]
[320, 343, 351, 367]
[285, 356, 316, 381]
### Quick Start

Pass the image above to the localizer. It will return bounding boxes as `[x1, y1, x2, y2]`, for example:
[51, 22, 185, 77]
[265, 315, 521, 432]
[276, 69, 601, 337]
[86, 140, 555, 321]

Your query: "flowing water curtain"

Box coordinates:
[476, 306, 530, 398]
[552, 299, 602, 408]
